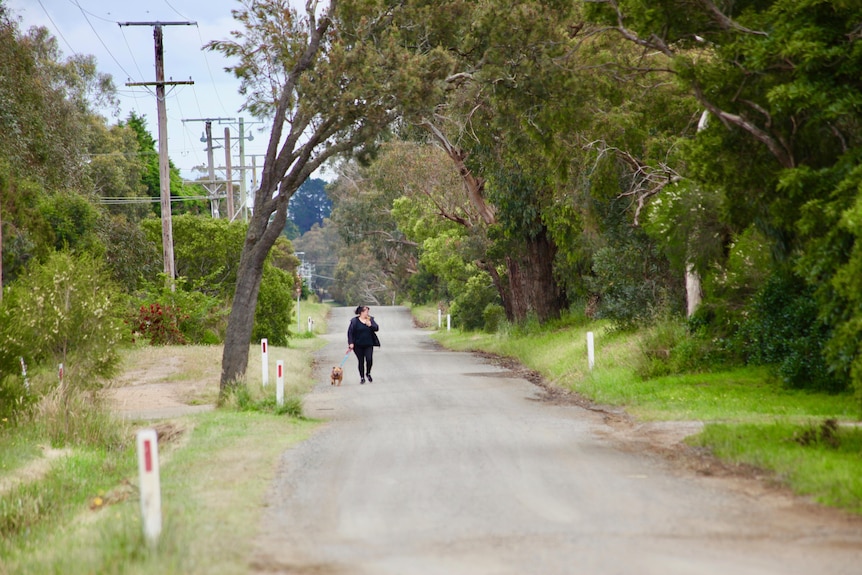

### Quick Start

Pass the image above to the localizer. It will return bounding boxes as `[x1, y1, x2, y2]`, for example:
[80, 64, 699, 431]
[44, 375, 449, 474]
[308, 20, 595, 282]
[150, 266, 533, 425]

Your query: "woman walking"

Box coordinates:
[347, 305, 380, 384]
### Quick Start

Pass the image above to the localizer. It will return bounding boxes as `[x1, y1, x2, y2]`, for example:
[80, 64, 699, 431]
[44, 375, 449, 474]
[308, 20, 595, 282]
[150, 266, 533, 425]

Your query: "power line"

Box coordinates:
[98, 195, 210, 204]
[193, 24, 230, 116]
[63, 0, 114, 23]
[71, 0, 135, 80]
[35, 0, 77, 56]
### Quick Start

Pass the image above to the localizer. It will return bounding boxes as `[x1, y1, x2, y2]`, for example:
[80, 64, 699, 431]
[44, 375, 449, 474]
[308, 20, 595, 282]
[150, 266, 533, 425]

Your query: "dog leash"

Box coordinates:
[339, 349, 351, 367]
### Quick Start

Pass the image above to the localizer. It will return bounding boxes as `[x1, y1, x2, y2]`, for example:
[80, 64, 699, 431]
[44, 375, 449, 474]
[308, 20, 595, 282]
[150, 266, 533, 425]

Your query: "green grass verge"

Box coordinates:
[0, 298, 331, 574]
[429, 314, 862, 515]
[691, 422, 862, 514]
[1, 411, 318, 575]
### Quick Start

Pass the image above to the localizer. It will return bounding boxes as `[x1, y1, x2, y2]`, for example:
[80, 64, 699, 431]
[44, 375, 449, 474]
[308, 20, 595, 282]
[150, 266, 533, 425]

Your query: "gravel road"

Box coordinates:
[253, 306, 862, 575]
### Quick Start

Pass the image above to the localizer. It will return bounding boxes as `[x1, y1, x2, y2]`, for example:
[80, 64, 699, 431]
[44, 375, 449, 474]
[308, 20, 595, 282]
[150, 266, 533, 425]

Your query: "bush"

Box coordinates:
[134, 276, 227, 344]
[587, 234, 681, 331]
[4, 252, 124, 386]
[737, 271, 844, 393]
[133, 302, 187, 345]
[449, 272, 500, 331]
[635, 317, 716, 379]
[0, 375, 35, 425]
[482, 304, 506, 333]
[252, 265, 295, 346]
[141, 214, 248, 299]
[0, 251, 125, 427]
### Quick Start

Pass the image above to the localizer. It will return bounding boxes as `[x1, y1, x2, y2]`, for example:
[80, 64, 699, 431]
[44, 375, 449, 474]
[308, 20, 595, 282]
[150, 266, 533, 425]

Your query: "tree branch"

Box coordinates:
[420, 119, 496, 225]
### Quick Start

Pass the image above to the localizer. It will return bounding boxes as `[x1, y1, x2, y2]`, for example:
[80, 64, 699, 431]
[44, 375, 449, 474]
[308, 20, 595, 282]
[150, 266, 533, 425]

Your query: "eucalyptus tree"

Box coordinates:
[585, 0, 862, 391]
[0, 10, 121, 288]
[207, 0, 449, 391]
[327, 158, 419, 305]
[391, 0, 587, 322]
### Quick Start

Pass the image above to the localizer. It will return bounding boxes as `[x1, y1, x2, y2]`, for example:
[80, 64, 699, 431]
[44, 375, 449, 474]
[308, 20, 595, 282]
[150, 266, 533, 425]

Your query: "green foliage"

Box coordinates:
[141, 214, 248, 299]
[0, 375, 35, 425]
[636, 318, 698, 379]
[37, 191, 104, 255]
[0, 174, 54, 285]
[481, 304, 506, 333]
[642, 181, 730, 276]
[288, 178, 331, 235]
[449, 271, 500, 331]
[797, 161, 862, 403]
[252, 265, 295, 347]
[586, 224, 682, 330]
[0, 14, 114, 190]
[2, 251, 124, 387]
[0, 252, 125, 425]
[406, 263, 446, 306]
[737, 271, 844, 393]
[135, 275, 227, 345]
[123, 113, 203, 216]
[95, 213, 162, 292]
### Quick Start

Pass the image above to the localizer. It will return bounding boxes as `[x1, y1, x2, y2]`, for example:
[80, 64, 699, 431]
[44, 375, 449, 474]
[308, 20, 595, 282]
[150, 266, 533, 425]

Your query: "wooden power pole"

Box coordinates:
[120, 21, 195, 285]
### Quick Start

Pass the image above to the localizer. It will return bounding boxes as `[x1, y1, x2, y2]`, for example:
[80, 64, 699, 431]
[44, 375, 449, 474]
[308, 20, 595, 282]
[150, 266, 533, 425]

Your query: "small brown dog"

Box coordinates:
[330, 366, 343, 386]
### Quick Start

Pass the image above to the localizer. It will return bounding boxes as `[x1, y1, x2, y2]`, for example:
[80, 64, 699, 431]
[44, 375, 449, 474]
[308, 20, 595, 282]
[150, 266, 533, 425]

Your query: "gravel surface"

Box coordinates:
[251, 306, 862, 575]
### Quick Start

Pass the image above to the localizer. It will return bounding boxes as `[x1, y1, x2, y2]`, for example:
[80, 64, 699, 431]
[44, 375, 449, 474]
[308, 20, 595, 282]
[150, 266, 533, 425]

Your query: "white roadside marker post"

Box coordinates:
[587, 331, 595, 371]
[438, 308, 442, 329]
[136, 429, 162, 546]
[261, 338, 269, 387]
[20, 357, 29, 391]
[447, 314, 451, 331]
[276, 360, 284, 407]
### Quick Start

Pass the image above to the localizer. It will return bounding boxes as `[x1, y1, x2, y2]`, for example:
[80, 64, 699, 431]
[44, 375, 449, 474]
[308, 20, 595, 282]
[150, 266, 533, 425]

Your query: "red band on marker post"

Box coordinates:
[144, 440, 153, 472]
[262, 341, 267, 353]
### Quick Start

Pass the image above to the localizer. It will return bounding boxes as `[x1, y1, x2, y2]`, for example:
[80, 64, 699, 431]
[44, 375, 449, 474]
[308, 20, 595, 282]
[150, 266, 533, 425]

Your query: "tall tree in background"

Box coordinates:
[288, 177, 331, 235]
[124, 113, 207, 216]
[0, 9, 117, 287]
[396, 0, 587, 322]
[208, 0, 449, 392]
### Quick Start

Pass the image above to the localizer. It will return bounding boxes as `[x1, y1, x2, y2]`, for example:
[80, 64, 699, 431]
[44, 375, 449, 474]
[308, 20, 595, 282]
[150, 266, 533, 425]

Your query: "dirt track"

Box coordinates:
[244, 306, 862, 575]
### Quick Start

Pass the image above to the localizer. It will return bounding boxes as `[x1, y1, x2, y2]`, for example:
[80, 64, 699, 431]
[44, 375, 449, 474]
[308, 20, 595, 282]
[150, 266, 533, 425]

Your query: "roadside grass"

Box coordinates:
[0, 426, 44, 480]
[423, 306, 862, 515]
[692, 423, 862, 513]
[1, 412, 318, 575]
[0, 299, 330, 574]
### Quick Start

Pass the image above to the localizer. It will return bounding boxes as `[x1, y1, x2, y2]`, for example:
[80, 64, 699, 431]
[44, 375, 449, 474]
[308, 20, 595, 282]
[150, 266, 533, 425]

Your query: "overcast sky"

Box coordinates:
[5, 0, 331, 184]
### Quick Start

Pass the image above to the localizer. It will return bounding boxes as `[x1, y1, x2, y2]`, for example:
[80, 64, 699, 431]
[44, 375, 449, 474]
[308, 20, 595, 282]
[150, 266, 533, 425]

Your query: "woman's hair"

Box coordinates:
[354, 305, 366, 315]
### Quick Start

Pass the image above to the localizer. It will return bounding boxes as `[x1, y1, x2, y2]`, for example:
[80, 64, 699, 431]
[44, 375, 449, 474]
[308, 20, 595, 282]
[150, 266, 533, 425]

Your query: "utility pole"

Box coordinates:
[224, 127, 234, 220]
[182, 117, 236, 218]
[121, 21, 195, 286]
[206, 120, 218, 218]
[238, 118, 248, 220]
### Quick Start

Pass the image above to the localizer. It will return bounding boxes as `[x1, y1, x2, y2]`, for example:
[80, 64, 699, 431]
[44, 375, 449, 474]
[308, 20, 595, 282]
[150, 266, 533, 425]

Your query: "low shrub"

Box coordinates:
[133, 302, 187, 345]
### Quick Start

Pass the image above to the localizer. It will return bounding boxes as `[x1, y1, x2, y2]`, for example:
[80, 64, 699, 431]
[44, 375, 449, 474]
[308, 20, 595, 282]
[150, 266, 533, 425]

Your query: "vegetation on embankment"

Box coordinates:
[414, 305, 862, 516]
[0, 302, 329, 575]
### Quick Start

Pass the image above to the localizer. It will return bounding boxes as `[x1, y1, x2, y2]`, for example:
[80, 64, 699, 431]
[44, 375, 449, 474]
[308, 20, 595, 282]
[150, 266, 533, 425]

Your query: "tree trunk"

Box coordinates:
[220, 204, 288, 395]
[502, 229, 565, 323]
